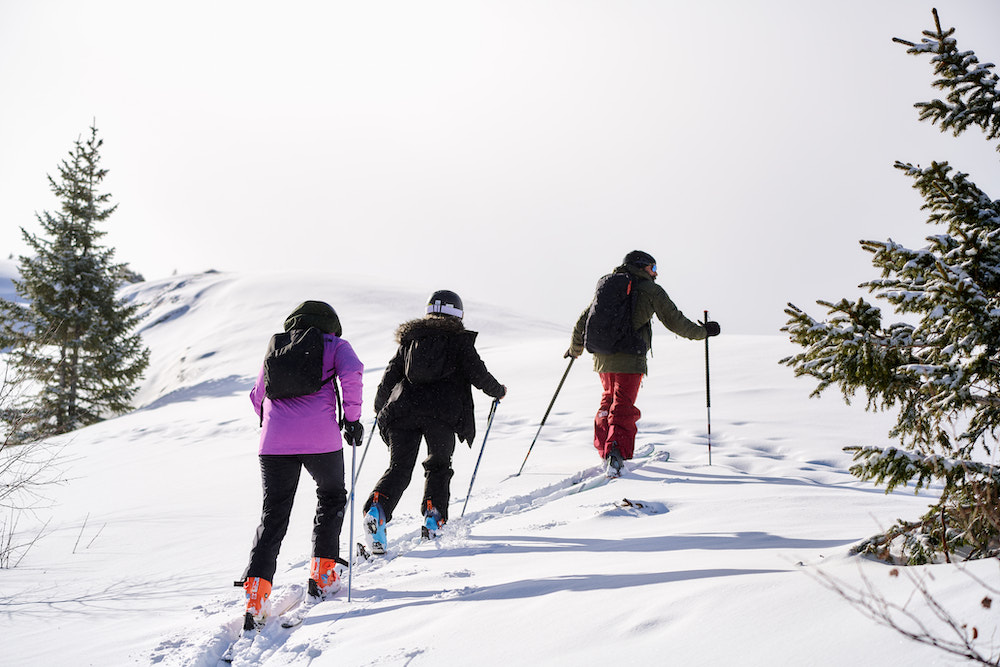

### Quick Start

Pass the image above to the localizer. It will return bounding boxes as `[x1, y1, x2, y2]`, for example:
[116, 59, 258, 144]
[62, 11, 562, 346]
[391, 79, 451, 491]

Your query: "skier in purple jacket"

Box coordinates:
[238, 301, 364, 630]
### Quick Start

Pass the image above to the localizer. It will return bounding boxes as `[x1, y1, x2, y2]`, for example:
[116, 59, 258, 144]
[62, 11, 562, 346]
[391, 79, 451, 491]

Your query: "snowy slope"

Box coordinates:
[3, 270, 990, 666]
[0, 257, 19, 304]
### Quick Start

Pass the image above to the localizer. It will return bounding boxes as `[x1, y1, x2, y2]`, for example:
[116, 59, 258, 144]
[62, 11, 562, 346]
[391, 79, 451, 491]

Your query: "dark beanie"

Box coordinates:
[623, 250, 656, 267]
[283, 300, 342, 336]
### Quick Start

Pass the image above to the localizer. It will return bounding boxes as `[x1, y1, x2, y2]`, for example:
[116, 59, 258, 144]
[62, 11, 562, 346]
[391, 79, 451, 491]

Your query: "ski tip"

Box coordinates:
[280, 614, 305, 629]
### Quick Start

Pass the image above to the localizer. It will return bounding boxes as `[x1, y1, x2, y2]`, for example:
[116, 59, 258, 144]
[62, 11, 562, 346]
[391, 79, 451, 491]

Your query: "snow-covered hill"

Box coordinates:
[2, 270, 990, 666]
[0, 257, 23, 305]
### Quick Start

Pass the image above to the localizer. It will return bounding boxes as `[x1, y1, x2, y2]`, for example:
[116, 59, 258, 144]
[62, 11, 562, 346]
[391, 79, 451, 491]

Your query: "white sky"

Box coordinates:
[2, 0, 999, 334]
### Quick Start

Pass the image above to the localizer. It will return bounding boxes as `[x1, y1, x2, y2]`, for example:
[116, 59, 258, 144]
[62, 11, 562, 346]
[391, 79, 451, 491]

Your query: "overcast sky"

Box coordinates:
[2, 1, 999, 335]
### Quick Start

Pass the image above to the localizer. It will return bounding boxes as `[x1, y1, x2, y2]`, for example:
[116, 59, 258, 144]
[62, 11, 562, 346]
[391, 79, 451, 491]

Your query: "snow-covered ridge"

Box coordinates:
[121, 270, 563, 412]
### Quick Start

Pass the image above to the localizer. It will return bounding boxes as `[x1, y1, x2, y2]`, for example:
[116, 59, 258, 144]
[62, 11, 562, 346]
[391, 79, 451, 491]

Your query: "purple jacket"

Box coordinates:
[250, 334, 364, 455]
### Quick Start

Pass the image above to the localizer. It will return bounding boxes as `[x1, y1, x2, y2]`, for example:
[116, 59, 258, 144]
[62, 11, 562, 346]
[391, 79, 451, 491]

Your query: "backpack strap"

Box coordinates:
[331, 373, 344, 427]
[321, 339, 343, 426]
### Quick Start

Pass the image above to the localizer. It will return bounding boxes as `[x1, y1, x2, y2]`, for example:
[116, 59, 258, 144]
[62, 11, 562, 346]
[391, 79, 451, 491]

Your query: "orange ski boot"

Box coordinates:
[242, 577, 272, 631]
[308, 557, 341, 599]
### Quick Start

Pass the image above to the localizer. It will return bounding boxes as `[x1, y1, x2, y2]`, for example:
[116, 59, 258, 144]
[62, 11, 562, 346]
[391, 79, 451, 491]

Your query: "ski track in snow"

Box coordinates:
[153, 426, 897, 665]
[156, 446, 674, 664]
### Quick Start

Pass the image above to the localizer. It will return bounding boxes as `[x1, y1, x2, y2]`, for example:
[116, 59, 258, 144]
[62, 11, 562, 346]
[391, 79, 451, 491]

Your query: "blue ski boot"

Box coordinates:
[421, 500, 444, 540]
[365, 499, 387, 555]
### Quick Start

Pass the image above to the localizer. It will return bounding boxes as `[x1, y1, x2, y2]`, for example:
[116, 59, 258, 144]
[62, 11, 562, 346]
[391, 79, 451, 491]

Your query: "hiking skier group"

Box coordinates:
[235, 250, 720, 632]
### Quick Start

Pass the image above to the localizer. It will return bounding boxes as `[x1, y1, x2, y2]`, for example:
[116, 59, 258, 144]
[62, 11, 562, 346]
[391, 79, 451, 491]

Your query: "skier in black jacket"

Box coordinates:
[363, 290, 506, 554]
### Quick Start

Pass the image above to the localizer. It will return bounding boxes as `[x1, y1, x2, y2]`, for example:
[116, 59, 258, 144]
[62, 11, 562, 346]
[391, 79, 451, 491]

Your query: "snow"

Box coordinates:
[0, 256, 23, 305]
[3, 269, 996, 666]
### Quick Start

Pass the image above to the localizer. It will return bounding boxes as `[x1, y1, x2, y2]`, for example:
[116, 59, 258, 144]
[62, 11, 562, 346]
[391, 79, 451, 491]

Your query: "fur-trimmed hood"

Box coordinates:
[375, 313, 504, 444]
[394, 314, 468, 344]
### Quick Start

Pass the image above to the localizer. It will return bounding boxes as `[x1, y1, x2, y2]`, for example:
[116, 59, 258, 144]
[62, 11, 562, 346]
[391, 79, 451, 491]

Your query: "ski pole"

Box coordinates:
[354, 417, 377, 483]
[514, 356, 575, 476]
[345, 419, 376, 508]
[704, 310, 712, 466]
[346, 418, 375, 602]
[348, 429, 357, 601]
[461, 398, 500, 518]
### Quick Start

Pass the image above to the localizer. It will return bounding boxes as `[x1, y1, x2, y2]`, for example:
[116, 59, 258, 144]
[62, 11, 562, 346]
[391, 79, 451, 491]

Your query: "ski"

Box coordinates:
[355, 539, 400, 564]
[356, 541, 399, 563]
[351, 449, 668, 572]
[566, 445, 666, 496]
[630, 442, 658, 459]
[355, 520, 440, 566]
[220, 630, 256, 664]
[280, 594, 323, 629]
[219, 584, 304, 663]
[280, 564, 348, 629]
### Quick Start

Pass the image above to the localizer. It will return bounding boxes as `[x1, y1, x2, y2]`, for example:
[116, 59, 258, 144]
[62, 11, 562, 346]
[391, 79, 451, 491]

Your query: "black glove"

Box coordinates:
[342, 420, 364, 447]
[496, 385, 507, 400]
[704, 321, 721, 337]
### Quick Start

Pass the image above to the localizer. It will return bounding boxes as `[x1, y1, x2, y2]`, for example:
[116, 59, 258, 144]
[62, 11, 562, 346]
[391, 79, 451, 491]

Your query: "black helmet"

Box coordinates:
[426, 290, 464, 319]
[623, 250, 656, 268]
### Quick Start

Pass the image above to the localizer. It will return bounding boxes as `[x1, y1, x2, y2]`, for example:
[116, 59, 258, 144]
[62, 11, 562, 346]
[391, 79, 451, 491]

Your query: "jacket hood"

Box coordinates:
[284, 300, 342, 336]
[617, 263, 654, 283]
[395, 314, 466, 344]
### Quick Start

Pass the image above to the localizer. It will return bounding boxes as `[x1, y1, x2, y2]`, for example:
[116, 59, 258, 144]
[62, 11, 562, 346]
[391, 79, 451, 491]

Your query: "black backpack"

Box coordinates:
[263, 327, 337, 399]
[583, 271, 648, 355]
[403, 334, 454, 384]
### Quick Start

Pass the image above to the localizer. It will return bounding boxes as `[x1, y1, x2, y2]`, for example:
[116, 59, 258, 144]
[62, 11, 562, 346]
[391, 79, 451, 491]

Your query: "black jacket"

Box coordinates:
[374, 315, 505, 444]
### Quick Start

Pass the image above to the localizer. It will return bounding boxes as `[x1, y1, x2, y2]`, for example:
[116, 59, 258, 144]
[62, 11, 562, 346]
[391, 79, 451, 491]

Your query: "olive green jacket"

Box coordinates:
[570, 264, 706, 374]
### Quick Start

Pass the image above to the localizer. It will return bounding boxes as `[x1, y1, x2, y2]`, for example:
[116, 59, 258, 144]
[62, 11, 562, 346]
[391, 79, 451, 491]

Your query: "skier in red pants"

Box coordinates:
[567, 250, 719, 476]
[595, 372, 644, 459]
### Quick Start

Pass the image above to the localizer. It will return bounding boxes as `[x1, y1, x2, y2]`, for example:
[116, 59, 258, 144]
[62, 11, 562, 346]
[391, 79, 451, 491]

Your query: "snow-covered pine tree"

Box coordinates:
[0, 124, 149, 440]
[782, 10, 1000, 564]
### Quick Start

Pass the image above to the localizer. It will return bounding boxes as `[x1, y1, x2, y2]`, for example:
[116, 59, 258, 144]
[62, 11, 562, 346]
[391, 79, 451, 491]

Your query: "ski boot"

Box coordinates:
[308, 556, 341, 600]
[421, 500, 445, 540]
[242, 576, 272, 632]
[365, 499, 388, 555]
[605, 443, 624, 478]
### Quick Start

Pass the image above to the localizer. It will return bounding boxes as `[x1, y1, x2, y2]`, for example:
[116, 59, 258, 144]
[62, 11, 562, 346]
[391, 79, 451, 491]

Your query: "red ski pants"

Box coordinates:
[594, 372, 643, 459]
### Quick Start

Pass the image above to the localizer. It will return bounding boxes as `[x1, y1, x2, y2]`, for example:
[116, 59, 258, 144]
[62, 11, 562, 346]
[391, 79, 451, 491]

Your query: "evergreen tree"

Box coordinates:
[0, 124, 149, 440]
[782, 10, 1000, 564]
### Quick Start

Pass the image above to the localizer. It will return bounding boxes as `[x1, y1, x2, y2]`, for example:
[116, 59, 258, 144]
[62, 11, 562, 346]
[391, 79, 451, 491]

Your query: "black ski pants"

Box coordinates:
[242, 451, 346, 583]
[365, 419, 456, 523]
